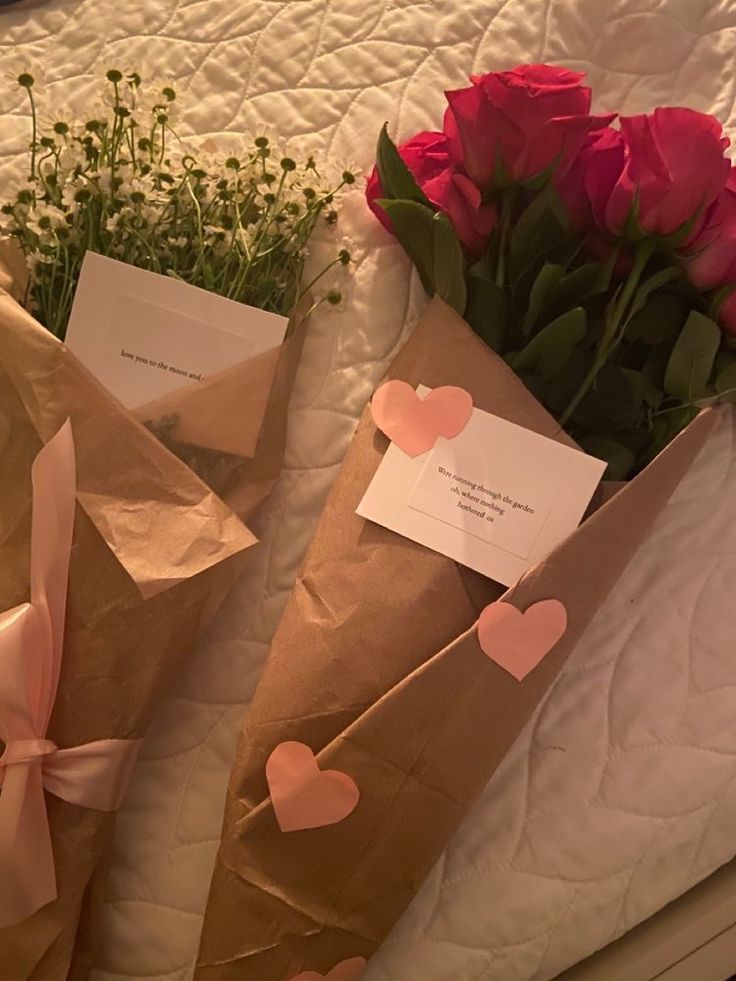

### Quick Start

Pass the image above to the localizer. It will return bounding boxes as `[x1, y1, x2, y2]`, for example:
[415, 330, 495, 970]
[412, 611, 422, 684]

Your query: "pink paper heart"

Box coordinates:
[477, 600, 567, 681]
[371, 380, 473, 457]
[289, 956, 368, 981]
[266, 741, 360, 833]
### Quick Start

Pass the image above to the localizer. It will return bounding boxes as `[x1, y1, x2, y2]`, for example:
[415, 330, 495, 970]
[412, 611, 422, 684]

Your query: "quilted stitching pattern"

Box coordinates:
[2, 2, 736, 979]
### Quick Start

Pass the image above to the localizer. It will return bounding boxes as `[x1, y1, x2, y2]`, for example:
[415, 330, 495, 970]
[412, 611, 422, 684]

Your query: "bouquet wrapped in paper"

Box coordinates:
[0, 71, 357, 527]
[0, 273, 254, 977]
[195, 299, 715, 979]
[196, 65, 733, 979]
[0, 69, 353, 977]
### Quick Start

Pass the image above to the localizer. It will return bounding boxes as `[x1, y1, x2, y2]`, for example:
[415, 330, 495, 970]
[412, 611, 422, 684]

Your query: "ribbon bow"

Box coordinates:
[0, 421, 142, 928]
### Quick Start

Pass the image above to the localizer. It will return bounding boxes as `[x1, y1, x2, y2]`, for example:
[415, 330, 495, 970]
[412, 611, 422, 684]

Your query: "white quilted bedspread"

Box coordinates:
[3, 2, 736, 980]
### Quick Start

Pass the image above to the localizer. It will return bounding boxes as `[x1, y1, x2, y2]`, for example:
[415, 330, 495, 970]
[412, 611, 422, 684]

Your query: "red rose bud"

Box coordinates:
[682, 168, 736, 290]
[557, 125, 626, 235]
[443, 64, 608, 190]
[365, 131, 497, 258]
[590, 108, 730, 239]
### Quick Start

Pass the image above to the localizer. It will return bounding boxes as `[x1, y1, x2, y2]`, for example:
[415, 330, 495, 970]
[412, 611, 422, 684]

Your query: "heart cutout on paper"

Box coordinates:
[289, 956, 368, 981]
[265, 741, 360, 833]
[477, 599, 567, 681]
[370, 380, 473, 457]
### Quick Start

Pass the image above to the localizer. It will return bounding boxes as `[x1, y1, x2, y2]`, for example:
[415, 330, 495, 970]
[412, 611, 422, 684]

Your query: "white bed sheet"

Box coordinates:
[2, 2, 736, 979]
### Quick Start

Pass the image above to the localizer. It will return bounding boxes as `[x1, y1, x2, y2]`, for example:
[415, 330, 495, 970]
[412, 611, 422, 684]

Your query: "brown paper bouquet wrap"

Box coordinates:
[195, 298, 717, 980]
[0, 259, 267, 976]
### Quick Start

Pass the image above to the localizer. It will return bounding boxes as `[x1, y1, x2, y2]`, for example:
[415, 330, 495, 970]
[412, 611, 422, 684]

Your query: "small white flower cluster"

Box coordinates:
[1, 68, 355, 338]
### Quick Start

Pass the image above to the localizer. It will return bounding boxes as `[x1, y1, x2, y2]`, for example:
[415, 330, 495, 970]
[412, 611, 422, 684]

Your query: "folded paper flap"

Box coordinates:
[133, 343, 282, 460]
[212, 408, 717, 976]
[0, 289, 255, 598]
[215, 305, 309, 519]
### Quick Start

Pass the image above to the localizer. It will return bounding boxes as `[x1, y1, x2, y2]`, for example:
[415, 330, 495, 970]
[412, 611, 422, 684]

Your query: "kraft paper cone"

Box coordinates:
[195, 299, 717, 979]
[0, 278, 255, 978]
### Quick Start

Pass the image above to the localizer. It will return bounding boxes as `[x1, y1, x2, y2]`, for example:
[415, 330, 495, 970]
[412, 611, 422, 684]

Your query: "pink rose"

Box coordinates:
[366, 131, 497, 258]
[443, 64, 609, 190]
[682, 168, 736, 289]
[587, 108, 730, 238]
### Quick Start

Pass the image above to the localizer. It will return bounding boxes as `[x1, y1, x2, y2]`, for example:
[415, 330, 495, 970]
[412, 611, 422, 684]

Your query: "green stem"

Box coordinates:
[559, 238, 655, 426]
[109, 83, 121, 189]
[26, 86, 37, 189]
[297, 255, 342, 302]
[494, 188, 516, 289]
[653, 385, 736, 416]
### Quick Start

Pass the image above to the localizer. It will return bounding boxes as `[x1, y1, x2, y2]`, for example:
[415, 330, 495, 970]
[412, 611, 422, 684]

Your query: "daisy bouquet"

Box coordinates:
[0, 69, 351, 978]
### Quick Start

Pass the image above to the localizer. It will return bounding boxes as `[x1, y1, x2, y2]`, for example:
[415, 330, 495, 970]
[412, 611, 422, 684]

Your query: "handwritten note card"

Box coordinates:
[357, 385, 606, 585]
[65, 252, 288, 408]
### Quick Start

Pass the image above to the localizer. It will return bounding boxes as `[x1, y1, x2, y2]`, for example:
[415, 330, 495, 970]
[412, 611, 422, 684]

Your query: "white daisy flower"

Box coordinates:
[4, 60, 45, 92]
[203, 223, 226, 240]
[139, 204, 159, 225]
[105, 212, 124, 232]
[61, 185, 79, 210]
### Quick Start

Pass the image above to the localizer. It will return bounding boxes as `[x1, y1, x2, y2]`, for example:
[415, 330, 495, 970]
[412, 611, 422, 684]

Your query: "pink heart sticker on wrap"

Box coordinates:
[371, 380, 473, 457]
[477, 600, 567, 681]
[289, 956, 368, 981]
[266, 741, 360, 833]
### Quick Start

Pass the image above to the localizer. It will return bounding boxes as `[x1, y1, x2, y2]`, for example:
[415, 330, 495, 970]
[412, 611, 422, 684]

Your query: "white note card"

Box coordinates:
[65, 252, 289, 408]
[357, 385, 607, 586]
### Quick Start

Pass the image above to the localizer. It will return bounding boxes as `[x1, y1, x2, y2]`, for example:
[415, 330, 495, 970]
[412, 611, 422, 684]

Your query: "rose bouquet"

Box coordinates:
[195, 65, 726, 981]
[367, 65, 736, 478]
[0, 69, 352, 978]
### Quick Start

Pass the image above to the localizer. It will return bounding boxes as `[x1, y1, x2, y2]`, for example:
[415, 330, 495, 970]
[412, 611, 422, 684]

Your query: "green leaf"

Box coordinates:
[521, 262, 565, 337]
[626, 292, 687, 347]
[545, 348, 594, 415]
[573, 362, 643, 430]
[648, 404, 699, 460]
[431, 212, 467, 314]
[639, 371, 664, 410]
[375, 124, 432, 206]
[508, 307, 586, 381]
[377, 198, 436, 293]
[467, 254, 493, 283]
[547, 258, 614, 318]
[517, 372, 549, 404]
[715, 359, 736, 403]
[628, 266, 683, 321]
[376, 199, 466, 313]
[708, 284, 736, 323]
[621, 368, 649, 408]
[508, 187, 568, 284]
[578, 435, 636, 481]
[663, 310, 721, 401]
[465, 276, 506, 352]
[715, 348, 736, 374]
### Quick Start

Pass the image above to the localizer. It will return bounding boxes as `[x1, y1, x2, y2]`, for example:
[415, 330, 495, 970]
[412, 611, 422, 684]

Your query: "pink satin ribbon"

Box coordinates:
[0, 421, 143, 928]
